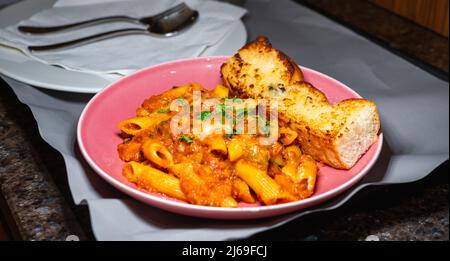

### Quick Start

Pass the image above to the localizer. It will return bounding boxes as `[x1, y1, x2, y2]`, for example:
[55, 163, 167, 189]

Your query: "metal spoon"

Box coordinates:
[25, 3, 199, 51]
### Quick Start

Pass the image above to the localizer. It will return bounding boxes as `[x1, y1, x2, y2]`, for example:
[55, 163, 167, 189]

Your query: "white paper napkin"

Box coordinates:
[0, 0, 246, 75]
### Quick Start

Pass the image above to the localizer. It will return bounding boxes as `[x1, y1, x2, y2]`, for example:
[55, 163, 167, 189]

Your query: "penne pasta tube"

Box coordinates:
[166, 83, 203, 98]
[118, 113, 170, 135]
[297, 155, 317, 194]
[210, 84, 229, 98]
[204, 135, 227, 155]
[235, 159, 284, 205]
[142, 140, 173, 168]
[220, 196, 238, 208]
[281, 162, 298, 183]
[136, 107, 151, 117]
[279, 127, 298, 145]
[170, 163, 204, 185]
[118, 116, 154, 136]
[283, 145, 302, 162]
[165, 84, 190, 97]
[123, 161, 186, 201]
[227, 139, 243, 162]
[280, 155, 317, 199]
[232, 178, 256, 203]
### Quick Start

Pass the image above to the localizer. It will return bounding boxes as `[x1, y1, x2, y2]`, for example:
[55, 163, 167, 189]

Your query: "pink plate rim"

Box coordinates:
[77, 56, 383, 219]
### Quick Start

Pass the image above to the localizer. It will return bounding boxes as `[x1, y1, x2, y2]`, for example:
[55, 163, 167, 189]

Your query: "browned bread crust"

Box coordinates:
[221, 36, 380, 169]
[221, 36, 303, 98]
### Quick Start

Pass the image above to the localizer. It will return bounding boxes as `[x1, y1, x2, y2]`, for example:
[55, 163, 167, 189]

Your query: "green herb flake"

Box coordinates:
[215, 104, 232, 121]
[179, 135, 193, 144]
[236, 108, 248, 117]
[157, 108, 172, 113]
[198, 110, 212, 121]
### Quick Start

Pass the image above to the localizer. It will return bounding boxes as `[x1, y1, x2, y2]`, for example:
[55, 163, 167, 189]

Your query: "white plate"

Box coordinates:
[0, 0, 247, 93]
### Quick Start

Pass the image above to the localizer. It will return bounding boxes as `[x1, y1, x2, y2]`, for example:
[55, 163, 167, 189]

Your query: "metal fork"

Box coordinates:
[22, 3, 199, 51]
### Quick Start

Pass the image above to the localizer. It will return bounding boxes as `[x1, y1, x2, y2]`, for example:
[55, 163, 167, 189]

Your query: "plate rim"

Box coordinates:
[77, 56, 383, 219]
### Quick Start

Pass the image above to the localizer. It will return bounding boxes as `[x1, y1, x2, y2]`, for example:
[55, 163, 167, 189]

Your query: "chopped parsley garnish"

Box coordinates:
[199, 110, 212, 121]
[179, 135, 193, 144]
[215, 104, 233, 123]
[157, 108, 172, 113]
[236, 108, 248, 117]
[232, 96, 237, 102]
[217, 103, 225, 112]
[177, 97, 185, 103]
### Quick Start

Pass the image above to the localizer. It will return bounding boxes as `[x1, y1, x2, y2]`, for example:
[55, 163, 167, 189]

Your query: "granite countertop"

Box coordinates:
[0, 0, 448, 241]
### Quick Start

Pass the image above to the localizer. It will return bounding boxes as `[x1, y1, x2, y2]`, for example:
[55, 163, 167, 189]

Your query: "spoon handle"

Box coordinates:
[28, 28, 148, 51]
[18, 16, 140, 34]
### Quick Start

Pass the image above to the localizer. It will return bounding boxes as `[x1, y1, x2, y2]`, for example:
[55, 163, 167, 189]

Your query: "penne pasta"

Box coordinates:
[281, 162, 298, 183]
[118, 116, 154, 136]
[220, 196, 238, 208]
[279, 127, 298, 145]
[165, 84, 190, 97]
[142, 140, 174, 168]
[232, 178, 256, 203]
[280, 145, 304, 181]
[117, 82, 318, 208]
[279, 155, 317, 199]
[297, 155, 317, 194]
[123, 161, 186, 201]
[283, 145, 302, 163]
[170, 163, 204, 184]
[118, 113, 170, 135]
[165, 83, 203, 99]
[210, 84, 229, 98]
[136, 107, 151, 117]
[227, 139, 243, 162]
[204, 135, 227, 155]
[235, 159, 285, 205]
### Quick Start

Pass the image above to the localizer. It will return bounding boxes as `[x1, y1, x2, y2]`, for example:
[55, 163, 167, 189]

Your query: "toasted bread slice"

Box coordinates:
[221, 36, 380, 169]
[221, 36, 304, 98]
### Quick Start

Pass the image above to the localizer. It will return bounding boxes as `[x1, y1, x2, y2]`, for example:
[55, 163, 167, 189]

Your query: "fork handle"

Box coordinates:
[18, 16, 142, 34]
[28, 28, 148, 51]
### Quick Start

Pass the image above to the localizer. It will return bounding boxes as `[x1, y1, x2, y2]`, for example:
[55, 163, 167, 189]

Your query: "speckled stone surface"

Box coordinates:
[0, 84, 88, 240]
[0, 0, 448, 241]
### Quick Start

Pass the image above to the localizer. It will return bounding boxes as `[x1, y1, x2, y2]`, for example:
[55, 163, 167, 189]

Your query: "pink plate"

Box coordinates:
[77, 56, 382, 219]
